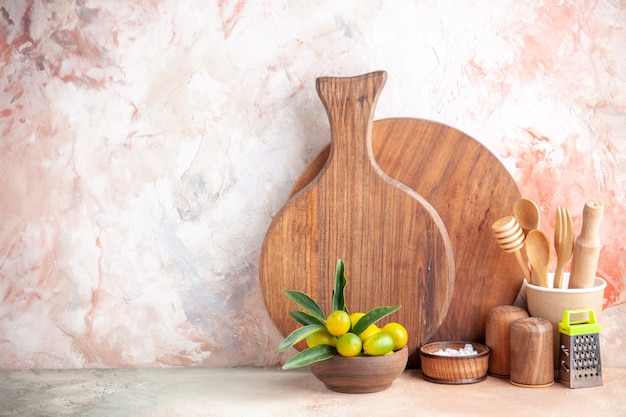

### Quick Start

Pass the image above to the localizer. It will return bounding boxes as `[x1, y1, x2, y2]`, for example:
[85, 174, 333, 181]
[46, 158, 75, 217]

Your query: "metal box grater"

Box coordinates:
[558, 308, 602, 388]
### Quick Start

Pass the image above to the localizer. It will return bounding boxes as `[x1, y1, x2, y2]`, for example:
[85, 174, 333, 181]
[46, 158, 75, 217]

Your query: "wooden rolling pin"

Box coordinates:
[568, 199, 604, 289]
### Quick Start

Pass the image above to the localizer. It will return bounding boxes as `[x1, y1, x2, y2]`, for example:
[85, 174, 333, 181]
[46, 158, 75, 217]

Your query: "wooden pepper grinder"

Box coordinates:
[568, 199, 604, 289]
[510, 317, 554, 387]
[486, 305, 529, 377]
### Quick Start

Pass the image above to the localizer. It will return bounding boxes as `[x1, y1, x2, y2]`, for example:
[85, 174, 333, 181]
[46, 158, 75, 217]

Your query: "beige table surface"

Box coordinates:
[0, 366, 624, 417]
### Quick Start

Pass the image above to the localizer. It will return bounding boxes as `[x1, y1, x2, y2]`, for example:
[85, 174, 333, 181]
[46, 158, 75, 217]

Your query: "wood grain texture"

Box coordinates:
[485, 305, 529, 377]
[259, 72, 455, 368]
[419, 341, 490, 384]
[510, 317, 554, 387]
[569, 199, 604, 289]
[289, 117, 523, 348]
[310, 346, 408, 393]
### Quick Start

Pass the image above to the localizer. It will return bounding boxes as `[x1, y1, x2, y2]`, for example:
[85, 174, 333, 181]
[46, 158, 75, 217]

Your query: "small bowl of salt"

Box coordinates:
[419, 341, 490, 384]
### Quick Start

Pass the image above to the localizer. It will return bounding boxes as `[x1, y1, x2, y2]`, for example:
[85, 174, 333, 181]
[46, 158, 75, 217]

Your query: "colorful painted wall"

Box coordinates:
[1, 0, 624, 369]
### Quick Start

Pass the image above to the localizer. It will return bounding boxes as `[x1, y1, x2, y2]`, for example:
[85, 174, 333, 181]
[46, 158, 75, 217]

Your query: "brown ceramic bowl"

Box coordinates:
[419, 341, 490, 384]
[310, 346, 408, 393]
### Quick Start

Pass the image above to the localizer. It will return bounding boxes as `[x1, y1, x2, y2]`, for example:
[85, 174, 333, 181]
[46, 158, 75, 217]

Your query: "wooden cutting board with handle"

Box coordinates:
[260, 71, 455, 368]
[289, 117, 523, 352]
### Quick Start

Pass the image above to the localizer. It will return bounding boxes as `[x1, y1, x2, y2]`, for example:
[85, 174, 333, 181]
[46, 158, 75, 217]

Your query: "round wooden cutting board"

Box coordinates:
[289, 117, 523, 354]
[259, 72, 455, 368]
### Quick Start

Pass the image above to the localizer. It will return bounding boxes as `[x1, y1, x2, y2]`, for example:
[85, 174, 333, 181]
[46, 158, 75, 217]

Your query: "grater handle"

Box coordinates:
[560, 308, 597, 327]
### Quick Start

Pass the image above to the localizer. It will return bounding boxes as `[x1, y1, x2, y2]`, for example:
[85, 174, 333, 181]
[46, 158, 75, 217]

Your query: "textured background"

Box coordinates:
[1, 0, 624, 368]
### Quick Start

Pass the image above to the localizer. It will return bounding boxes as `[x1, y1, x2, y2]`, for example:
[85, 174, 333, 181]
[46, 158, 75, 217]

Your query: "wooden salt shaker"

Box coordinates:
[568, 199, 603, 289]
[510, 317, 554, 387]
[485, 305, 529, 377]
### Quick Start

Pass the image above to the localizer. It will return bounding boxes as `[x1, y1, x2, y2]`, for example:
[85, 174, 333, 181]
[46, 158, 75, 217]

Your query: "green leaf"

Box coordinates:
[283, 290, 326, 322]
[289, 310, 325, 327]
[331, 259, 347, 313]
[281, 344, 337, 370]
[275, 324, 324, 353]
[351, 305, 402, 335]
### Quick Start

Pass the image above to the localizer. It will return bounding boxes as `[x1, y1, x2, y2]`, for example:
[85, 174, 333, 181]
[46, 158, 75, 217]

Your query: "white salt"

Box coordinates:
[433, 343, 478, 356]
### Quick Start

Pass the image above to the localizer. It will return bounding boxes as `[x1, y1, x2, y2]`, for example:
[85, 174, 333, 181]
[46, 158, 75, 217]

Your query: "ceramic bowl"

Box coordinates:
[419, 341, 490, 384]
[309, 346, 408, 393]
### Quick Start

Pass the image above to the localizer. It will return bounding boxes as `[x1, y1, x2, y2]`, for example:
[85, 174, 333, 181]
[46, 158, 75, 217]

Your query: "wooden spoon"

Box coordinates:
[525, 229, 551, 288]
[492, 216, 531, 282]
[553, 206, 574, 289]
[514, 198, 540, 236]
